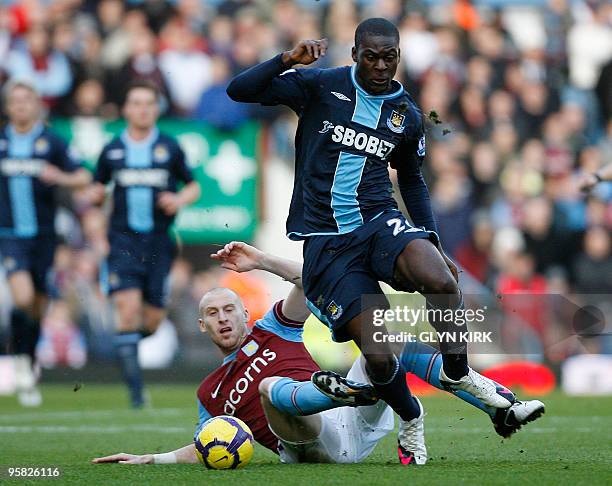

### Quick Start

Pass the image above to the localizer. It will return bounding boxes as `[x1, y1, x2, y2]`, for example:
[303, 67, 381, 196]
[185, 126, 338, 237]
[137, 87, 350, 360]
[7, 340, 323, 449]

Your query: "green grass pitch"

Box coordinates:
[1, 385, 610, 485]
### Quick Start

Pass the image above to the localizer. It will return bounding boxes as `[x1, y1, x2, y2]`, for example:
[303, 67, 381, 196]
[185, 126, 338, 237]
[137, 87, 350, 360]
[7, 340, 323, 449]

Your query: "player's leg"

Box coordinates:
[399, 339, 543, 436]
[142, 305, 165, 336]
[259, 377, 346, 464]
[393, 238, 511, 408]
[105, 231, 149, 408]
[7, 271, 37, 356]
[6, 271, 43, 406]
[259, 377, 322, 443]
[112, 288, 146, 408]
[343, 309, 427, 465]
[302, 235, 425, 464]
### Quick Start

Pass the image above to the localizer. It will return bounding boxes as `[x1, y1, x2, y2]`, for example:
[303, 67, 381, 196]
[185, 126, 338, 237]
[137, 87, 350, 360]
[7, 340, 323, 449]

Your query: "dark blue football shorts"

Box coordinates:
[0, 235, 57, 293]
[102, 231, 176, 309]
[302, 209, 438, 342]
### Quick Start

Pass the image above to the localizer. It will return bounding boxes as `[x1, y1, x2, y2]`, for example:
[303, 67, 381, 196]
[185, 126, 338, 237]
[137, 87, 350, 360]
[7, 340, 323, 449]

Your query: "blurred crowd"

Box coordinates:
[0, 0, 611, 368]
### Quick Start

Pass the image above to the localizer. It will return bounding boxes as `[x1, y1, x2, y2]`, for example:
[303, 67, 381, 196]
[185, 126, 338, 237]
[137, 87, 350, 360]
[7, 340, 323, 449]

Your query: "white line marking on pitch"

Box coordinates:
[0, 425, 191, 434]
[0, 408, 187, 422]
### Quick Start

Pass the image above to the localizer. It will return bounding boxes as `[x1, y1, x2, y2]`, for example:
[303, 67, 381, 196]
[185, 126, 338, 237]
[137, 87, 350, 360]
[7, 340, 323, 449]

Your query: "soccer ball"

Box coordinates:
[194, 416, 254, 469]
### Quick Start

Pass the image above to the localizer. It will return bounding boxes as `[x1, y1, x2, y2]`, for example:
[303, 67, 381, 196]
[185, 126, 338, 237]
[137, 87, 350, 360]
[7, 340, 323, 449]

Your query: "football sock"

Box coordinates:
[366, 355, 420, 421]
[10, 309, 41, 359]
[269, 377, 340, 416]
[114, 332, 144, 408]
[400, 340, 495, 417]
[426, 291, 469, 380]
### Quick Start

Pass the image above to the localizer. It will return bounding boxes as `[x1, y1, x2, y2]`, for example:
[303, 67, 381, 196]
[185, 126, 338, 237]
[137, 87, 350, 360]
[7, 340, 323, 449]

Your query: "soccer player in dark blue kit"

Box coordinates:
[89, 81, 200, 408]
[227, 18, 517, 464]
[0, 80, 91, 407]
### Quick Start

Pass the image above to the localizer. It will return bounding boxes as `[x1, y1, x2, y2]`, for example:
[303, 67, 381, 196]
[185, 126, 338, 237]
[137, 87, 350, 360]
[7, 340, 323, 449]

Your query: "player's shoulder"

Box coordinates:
[156, 132, 184, 154]
[39, 125, 62, 141]
[391, 89, 424, 138]
[318, 65, 351, 80]
[98, 136, 124, 159]
[254, 300, 305, 343]
[156, 131, 179, 146]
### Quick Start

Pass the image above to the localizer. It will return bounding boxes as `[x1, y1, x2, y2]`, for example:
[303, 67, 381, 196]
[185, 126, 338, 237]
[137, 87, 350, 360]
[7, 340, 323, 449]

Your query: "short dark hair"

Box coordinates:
[355, 18, 399, 48]
[124, 79, 160, 103]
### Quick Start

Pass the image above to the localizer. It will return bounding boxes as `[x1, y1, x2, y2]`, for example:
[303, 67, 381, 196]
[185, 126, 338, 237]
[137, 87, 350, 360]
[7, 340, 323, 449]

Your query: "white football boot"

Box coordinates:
[14, 355, 42, 407]
[440, 366, 513, 409]
[397, 397, 427, 465]
[493, 400, 546, 438]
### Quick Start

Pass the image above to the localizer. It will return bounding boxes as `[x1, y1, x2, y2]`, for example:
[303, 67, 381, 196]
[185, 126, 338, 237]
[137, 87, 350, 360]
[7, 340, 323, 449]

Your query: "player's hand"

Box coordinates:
[39, 164, 64, 185]
[91, 453, 154, 465]
[157, 192, 182, 216]
[578, 173, 599, 193]
[210, 241, 265, 273]
[282, 38, 328, 67]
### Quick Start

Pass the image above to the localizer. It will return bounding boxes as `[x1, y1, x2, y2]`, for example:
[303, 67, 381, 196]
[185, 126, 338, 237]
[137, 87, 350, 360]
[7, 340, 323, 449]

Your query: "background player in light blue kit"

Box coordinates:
[0, 80, 91, 407]
[89, 80, 200, 408]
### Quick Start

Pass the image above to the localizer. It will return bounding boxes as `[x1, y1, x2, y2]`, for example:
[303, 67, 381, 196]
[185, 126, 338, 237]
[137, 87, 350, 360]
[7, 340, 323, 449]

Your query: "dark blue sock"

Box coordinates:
[114, 332, 144, 407]
[11, 309, 40, 359]
[426, 292, 469, 380]
[269, 378, 340, 416]
[400, 340, 495, 417]
[367, 355, 420, 421]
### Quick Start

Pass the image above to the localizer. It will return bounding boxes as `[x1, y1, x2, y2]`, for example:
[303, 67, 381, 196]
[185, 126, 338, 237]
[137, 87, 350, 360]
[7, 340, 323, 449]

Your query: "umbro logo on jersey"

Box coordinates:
[319, 121, 335, 134]
[331, 91, 351, 101]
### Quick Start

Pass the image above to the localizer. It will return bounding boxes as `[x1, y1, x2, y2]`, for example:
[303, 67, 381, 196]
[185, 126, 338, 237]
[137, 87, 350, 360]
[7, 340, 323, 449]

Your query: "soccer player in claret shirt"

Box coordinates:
[88, 80, 200, 408]
[92, 242, 543, 466]
[0, 80, 91, 407]
[227, 18, 521, 462]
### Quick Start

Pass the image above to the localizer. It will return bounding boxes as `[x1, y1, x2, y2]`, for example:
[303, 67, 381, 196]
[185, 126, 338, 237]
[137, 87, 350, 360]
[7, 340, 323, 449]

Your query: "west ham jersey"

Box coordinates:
[195, 301, 320, 453]
[94, 128, 194, 235]
[0, 123, 80, 237]
[237, 58, 426, 240]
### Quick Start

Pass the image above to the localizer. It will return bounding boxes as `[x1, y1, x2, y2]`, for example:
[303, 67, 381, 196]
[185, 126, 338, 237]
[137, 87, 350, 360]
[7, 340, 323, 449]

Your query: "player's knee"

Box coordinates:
[364, 353, 395, 382]
[258, 377, 280, 400]
[426, 273, 459, 296]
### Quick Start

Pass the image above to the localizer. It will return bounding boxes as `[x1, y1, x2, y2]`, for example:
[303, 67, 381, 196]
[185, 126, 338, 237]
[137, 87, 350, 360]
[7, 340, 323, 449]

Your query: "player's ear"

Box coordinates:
[198, 318, 207, 333]
[243, 308, 250, 325]
[351, 45, 358, 63]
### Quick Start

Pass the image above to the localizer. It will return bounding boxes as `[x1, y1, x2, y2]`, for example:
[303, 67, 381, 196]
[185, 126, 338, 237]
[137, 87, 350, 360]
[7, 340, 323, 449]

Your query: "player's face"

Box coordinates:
[123, 88, 160, 130]
[199, 291, 249, 353]
[6, 86, 40, 126]
[352, 35, 400, 95]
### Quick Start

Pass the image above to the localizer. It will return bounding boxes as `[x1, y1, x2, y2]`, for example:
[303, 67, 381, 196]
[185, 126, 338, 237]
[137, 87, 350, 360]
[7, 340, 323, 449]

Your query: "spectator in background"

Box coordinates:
[521, 196, 581, 276]
[496, 250, 550, 345]
[108, 27, 170, 112]
[5, 24, 72, 109]
[455, 212, 495, 285]
[159, 17, 212, 115]
[192, 55, 249, 130]
[573, 226, 612, 294]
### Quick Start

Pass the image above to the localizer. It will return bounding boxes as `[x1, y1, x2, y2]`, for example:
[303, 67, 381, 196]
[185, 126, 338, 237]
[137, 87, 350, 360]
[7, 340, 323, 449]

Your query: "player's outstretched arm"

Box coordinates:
[226, 39, 327, 104]
[580, 162, 612, 192]
[210, 241, 308, 321]
[210, 241, 302, 287]
[92, 443, 199, 465]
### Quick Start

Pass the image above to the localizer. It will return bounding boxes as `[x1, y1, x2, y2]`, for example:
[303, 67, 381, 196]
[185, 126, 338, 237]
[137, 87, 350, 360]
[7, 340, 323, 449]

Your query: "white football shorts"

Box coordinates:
[276, 356, 395, 464]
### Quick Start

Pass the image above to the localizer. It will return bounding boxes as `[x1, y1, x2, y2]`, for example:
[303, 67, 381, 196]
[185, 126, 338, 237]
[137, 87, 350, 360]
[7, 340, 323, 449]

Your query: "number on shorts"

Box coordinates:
[386, 217, 421, 237]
